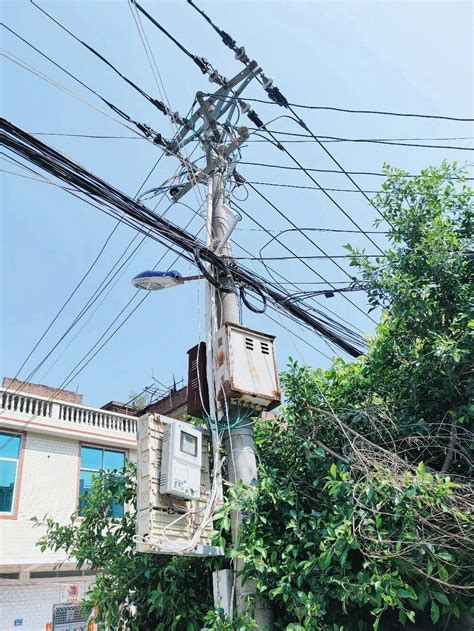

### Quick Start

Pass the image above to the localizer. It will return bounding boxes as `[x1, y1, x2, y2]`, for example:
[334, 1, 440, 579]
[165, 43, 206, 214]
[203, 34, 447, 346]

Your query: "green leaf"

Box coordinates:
[431, 601, 440, 624]
[433, 591, 450, 606]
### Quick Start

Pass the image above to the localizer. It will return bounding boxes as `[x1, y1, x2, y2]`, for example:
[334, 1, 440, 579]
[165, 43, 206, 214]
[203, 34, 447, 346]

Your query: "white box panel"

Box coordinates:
[136, 413, 222, 556]
[215, 323, 280, 410]
[159, 420, 202, 500]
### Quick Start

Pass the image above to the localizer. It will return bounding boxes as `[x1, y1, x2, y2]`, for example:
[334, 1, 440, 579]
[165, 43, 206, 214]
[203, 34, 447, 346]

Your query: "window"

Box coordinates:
[79, 446, 125, 518]
[0, 431, 21, 514]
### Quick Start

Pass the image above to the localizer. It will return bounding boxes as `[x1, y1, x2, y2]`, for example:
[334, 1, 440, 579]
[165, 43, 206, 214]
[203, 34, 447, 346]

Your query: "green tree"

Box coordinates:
[214, 162, 473, 630]
[36, 163, 473, 630]
[34, 463, 214, 630]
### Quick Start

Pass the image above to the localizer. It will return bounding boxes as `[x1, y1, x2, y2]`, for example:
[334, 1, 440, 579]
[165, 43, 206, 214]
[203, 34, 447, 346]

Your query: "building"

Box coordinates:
[0, 378, 138, 631]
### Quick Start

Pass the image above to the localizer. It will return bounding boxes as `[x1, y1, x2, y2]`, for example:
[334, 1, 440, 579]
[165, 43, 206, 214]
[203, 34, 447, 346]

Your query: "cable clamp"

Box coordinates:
[247, 109, 264, 128]
[266, 86, 289, 108]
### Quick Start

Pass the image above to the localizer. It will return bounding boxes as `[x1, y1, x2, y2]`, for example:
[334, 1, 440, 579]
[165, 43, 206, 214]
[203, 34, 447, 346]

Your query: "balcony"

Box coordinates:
[0, 387, 138, 447]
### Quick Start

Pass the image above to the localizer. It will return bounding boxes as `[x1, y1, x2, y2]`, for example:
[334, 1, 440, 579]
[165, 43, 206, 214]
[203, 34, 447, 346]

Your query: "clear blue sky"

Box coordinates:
[1, 0, 472, 407]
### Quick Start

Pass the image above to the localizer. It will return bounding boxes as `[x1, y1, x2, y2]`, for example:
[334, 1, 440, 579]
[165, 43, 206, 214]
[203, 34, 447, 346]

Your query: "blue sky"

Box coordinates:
[1, 0, 472, 407]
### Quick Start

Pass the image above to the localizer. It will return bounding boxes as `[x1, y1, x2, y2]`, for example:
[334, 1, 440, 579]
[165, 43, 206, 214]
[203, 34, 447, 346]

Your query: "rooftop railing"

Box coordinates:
[0, 387, 137, 438]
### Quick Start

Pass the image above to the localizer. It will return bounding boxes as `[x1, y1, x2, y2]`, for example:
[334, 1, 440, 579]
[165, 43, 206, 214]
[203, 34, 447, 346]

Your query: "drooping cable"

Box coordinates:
[1, 117, 366, 357]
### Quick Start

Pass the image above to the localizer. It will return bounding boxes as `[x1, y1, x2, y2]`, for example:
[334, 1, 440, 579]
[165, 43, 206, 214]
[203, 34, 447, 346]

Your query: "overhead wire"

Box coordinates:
[231, 96, 474, 123]
[0, 49, 148, 139]
[2, 112, 368, 356]
[182, 1, 395, 232]
[240, 161, 474, 181]
[28, 1, 186, 124]
[127, 3, 389, 251]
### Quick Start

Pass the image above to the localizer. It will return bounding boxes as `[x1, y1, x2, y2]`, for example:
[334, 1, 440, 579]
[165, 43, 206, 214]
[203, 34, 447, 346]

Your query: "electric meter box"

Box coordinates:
[215, 322, 280, 410]
[136, 413, 221, 557]
[159, 420, 202, 500]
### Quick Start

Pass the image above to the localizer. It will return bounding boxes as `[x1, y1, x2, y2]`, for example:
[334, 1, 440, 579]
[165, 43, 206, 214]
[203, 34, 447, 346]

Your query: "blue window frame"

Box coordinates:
[0, 431, 22, 514]
[79, 446, 125, 518]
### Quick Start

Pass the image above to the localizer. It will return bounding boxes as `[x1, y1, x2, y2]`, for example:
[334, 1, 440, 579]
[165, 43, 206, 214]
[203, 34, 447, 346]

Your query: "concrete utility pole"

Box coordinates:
[206, 143, 273, 628]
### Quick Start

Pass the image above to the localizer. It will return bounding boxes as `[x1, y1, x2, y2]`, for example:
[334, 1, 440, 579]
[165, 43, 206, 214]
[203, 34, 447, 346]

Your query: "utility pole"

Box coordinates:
[205, 141, 274, 627]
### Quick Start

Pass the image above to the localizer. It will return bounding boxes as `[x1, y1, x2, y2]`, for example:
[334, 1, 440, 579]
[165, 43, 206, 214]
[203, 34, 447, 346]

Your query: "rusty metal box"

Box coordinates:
[215, 323, 280, 411]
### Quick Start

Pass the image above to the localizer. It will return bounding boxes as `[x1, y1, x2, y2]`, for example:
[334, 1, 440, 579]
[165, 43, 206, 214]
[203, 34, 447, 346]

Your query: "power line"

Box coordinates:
[1, 118, 366, 356]
[240, 161, 474, 181]
[33, 134, 142, 139]
[185, 2, 473, 123]
[182, 2, 393, 228]
[245, 180, 380, 194]
[246, 129, 474, 151]
[236, 96, 474, 123]
[28, 2, 186, 124]
[126, 0, 388, 245]
[232, 199, 375, 327]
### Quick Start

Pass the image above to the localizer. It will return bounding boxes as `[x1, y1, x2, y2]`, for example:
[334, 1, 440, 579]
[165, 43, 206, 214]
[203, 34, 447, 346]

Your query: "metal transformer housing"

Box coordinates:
[215, 322, 280, 411]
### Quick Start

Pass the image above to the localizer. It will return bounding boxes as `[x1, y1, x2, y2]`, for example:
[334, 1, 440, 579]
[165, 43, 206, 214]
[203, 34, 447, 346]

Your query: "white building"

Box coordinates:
[0, 379, 138, 631]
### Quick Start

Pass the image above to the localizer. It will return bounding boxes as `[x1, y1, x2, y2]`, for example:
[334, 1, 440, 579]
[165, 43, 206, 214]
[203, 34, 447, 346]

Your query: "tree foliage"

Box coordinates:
[35, 464, 214, 630]
[212, 162, 473, 629]
[36, 163, 473, 630]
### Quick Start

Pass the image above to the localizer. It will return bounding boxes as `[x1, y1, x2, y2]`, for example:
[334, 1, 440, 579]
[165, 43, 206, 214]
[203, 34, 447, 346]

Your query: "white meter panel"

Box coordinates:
[159, 420, 202, 500]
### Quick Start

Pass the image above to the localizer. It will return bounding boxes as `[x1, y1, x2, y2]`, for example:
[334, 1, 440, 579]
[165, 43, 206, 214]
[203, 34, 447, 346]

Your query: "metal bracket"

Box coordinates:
[165, 62, 258, 155]
[171, 127, 249, 201]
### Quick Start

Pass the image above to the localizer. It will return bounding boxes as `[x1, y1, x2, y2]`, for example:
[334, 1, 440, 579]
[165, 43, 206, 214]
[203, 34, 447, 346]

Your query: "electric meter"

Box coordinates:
[159, 420, 202, 500]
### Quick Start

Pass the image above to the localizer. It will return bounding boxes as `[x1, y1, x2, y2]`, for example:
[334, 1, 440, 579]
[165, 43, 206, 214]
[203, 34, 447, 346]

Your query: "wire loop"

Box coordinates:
[193, 246, 235, 293]
[239, 282, 267, 313]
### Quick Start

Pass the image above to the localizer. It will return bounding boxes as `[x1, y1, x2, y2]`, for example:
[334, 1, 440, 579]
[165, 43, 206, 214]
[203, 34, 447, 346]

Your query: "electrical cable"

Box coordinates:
[28, 2, 186, 125]
[128, 5, 390, 247]
[181, 2, 394, 230]
[1, 117, 367, 356]
[185, 1, 474, 123]
[236, 96, 474, 122]
[246, 180, 380, 193]
[240, 161, 474, 181]
[1, 49, 149, 139]
[245, 129, 474, 151]
[234, 192, 378, 324]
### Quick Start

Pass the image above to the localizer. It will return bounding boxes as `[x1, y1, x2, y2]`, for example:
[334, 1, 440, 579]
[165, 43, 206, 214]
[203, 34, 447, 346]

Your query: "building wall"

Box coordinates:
[0, 578, 94, 631]
[1, 432, 80, 565]
[1, 430, 136, 566]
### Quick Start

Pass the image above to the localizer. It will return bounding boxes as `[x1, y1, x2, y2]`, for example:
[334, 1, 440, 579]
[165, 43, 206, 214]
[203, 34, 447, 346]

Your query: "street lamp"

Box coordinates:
[131, 270, 203, 291]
